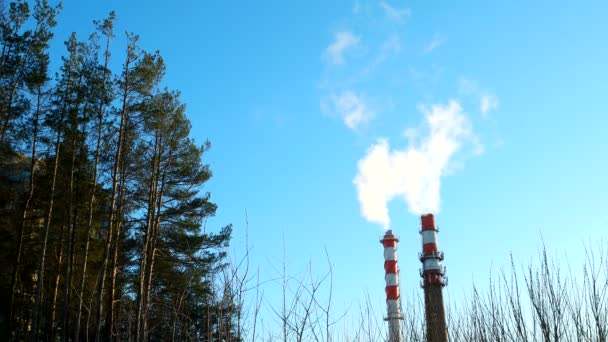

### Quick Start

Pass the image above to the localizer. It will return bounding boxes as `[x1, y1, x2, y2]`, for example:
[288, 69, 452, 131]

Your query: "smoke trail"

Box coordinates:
[354, 100, 476, 228]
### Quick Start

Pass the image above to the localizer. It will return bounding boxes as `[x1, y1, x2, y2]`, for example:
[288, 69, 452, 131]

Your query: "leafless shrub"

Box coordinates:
[228, 235, 608, 342]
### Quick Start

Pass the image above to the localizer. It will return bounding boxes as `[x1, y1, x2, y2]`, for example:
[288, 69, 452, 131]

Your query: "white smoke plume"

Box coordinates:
[354, 100, 475, 229]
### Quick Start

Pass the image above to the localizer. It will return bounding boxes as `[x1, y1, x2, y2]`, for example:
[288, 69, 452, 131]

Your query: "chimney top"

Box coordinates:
[421, 214, 436, 231]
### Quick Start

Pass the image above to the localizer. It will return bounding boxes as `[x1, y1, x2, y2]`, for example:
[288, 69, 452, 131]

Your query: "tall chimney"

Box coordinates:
[419, 214, 448, 342]
[380, 230, 403, 342]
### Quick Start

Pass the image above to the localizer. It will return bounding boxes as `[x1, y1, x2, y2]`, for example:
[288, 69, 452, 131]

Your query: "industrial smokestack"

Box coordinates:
[380, 230, 403, 342]
[419, 214, 448, 342]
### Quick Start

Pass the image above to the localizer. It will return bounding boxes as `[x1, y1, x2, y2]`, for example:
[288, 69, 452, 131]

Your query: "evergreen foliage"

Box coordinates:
[0, 2, 237, 340]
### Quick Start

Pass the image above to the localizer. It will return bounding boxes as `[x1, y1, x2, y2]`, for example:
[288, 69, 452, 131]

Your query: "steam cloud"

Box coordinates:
[354, 100, 475, 228]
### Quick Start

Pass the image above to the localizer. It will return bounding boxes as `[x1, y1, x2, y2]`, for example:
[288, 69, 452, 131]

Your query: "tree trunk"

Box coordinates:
[142, 142, 173, 341]
[75, 22, 113, 340]
[31, 131, 61, 341]
[95, 39, 133, 342]
[49, 224, 66, 341]
[9, 86, 42, 332]
[94, 119, 123, 342]
[107, 156, 127, 340]
[136, 131, 161, 342]
[62, 99, 82, 341]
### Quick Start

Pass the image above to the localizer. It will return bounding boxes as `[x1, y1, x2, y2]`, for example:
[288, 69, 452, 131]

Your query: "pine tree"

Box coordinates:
[30, 31, 86, 340]
[95, 34, 165, 342]
[132, 90, 234, 341]
[0, 0, 30, 144]
[0, 0, 58, 145]
[74, 10, 115, 341]
[7, 0, 57, 333]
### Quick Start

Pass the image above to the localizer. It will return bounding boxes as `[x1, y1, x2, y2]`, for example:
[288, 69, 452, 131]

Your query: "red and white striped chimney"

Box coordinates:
[419, 213, 448, 342]
[419, 214, 446, 286]
[380, 230, 403, 342]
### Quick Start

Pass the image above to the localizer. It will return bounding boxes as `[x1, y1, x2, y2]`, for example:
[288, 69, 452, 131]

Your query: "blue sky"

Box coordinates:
[53, 0, 608, 330]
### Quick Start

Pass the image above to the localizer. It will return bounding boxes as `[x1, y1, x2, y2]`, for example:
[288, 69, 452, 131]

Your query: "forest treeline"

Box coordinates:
[0, 1, 237, 341]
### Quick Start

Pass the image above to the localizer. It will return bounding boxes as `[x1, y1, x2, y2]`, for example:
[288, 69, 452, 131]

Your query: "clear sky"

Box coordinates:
[52, 0, 607, 330]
